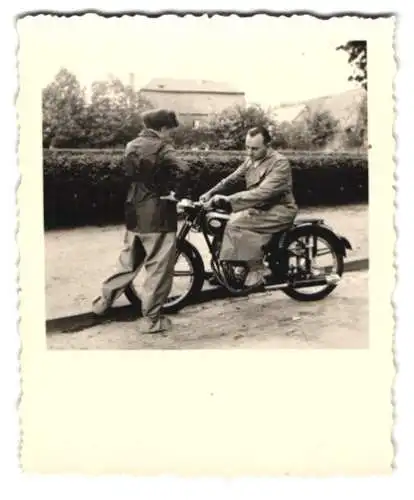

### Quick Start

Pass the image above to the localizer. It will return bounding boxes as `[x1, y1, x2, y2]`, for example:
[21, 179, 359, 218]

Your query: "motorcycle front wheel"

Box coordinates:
[124, 239, 205, 314]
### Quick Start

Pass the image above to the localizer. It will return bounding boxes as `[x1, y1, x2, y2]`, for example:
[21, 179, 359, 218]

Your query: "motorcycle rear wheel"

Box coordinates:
[281, 225, 344, 302]
[124, 239, 205, 314]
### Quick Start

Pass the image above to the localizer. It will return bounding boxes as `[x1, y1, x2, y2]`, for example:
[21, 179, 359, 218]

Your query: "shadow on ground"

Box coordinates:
[47, 258, 368, 335]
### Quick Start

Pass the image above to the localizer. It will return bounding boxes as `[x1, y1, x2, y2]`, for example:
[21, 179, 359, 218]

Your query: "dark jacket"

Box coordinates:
[123, 128, 189, 233]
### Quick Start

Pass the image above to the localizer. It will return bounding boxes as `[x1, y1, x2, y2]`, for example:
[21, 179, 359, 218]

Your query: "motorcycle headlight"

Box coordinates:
[206, 216, 226, 235]
[209, 218, 223, 229]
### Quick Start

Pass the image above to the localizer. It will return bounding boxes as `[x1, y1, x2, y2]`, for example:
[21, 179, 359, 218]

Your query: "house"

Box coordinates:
[273, 88, 366, 126]
[272, 103, 308, 124]
[139, 78, 246, 127]
[272, 88, 368, 150]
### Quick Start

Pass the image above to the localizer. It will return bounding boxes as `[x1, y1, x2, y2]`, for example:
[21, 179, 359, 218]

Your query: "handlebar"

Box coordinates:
[160, 191, 232, 214]
[160, 191, 204, 210]
[159, 191, 180, 203]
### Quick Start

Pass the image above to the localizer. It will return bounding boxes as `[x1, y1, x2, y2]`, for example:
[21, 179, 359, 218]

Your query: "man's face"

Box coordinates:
[245, 133, 268, 161]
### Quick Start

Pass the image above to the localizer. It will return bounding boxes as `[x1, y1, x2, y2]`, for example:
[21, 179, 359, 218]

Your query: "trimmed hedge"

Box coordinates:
[43, 149, 368, 230]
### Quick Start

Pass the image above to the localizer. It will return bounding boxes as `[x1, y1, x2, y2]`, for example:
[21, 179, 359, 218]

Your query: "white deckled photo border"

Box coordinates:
[15, 12, 396, 477]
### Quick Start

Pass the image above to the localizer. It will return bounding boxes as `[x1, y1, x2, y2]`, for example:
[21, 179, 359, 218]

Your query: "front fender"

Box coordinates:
[176, 238, 204, 264]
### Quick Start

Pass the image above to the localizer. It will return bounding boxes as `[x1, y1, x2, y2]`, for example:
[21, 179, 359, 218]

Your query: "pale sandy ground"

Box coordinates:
[47, 271, 369, 349]
[44, 204, 368, 320]
[45, 204, 369, 350]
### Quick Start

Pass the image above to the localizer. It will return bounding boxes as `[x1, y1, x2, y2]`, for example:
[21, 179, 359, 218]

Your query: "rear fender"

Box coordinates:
[278, 221, 352, 257]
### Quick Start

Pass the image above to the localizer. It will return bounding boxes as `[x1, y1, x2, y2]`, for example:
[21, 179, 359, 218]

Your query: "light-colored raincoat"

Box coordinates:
[215, 148, 298, 263]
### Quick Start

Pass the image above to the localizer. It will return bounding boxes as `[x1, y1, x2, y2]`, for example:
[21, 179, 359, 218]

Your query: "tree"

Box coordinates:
[272, 109, 339, 150]
[42, 68, 87, 147]
[84, 77, 153, 147]
[343, 91, 368, 149]
[206, 103, 277, 150]
[268, 121, 291, 149]
[356, 91, 368, 146]
[336, 40, 367, 90]
[169, 123, 217, 149]
[278, 120, 313, 150]
[306, 110, 339, 149]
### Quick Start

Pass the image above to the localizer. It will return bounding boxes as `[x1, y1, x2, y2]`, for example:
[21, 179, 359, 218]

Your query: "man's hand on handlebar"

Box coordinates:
[199, 191, 227, 206]
[199, 191, 214, 204]
[159, 191, 230, 211]
[203, 194, 230, 210]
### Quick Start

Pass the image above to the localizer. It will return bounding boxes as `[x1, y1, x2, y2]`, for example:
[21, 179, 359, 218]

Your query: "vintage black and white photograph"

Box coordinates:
[39, 15, 371, 349]
[17, 12, 395, 476]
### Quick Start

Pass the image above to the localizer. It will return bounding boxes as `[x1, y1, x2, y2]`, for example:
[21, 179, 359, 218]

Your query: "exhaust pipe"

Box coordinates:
[325, 273, 341, 285]
[264, 273, 341, 291]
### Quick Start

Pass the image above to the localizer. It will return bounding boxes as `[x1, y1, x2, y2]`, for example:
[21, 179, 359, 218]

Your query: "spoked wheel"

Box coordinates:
[282, 226, 344, 301]
[124, 240, 205, 314]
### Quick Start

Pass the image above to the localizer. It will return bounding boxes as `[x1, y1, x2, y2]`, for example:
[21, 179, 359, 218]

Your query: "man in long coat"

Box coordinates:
[92, 109, 190, 334]
[200, 126, 298, 288]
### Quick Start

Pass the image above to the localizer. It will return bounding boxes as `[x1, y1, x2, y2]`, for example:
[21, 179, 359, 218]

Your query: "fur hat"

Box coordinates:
[141, 108, 180, 131]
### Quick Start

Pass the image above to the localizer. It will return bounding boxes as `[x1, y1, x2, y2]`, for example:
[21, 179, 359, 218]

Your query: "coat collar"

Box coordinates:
[139, 128, 162, 139]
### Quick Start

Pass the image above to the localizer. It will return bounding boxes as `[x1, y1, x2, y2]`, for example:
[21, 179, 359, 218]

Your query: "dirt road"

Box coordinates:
[47, 270, 368, 350]
[45, 204, 368, 321]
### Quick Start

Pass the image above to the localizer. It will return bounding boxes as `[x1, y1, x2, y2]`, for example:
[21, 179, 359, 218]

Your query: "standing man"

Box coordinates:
[200, 126, 298, 288]
[92, 108, 190, 334]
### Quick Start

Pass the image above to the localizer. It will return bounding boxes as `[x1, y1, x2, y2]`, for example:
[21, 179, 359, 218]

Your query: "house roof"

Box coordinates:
[272, 104, 307, 123]
[141, 78, 244, 95]
[273, 88, 366, 128]
[303, 88, 366, 129]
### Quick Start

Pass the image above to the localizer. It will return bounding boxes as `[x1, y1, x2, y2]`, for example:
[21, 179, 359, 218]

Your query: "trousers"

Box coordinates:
[219, 207, 296, 268]
[100, 230, 176, 320]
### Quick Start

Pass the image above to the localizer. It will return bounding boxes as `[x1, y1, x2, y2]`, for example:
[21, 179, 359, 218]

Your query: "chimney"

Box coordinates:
[129, 73, 135, 90]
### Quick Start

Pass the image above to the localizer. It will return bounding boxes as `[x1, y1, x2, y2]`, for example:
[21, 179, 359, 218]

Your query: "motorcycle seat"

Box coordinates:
[212, 208, 231, 214]
[294, 217, 324, 225]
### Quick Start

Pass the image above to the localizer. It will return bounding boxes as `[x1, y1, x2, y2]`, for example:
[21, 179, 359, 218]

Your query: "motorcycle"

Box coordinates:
[124, 192, 352, 314]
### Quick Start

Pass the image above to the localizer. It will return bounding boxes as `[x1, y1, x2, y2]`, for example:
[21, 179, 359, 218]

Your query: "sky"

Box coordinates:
[31, 15, 360, 107]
